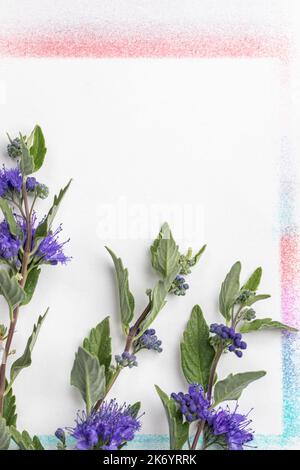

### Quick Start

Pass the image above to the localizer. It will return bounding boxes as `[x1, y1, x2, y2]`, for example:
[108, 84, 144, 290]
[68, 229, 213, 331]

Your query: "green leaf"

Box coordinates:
[0, 199, 17, 236]
[19, 134, 34, 175]
[83, 317, 112, 383]
[192, 245, 207, 265]
[219, 261, 241, 321]
[35, 179, 72, 238]
[180, 305, 215, 391]
[0, 270, 25, 314]
[138, 267, 179, 337]
[241, 267, 262, 292]
[3, 383, 17, 427]
[10, 309, 48, 383]
[0, 417, 10, 450]
[155, 385, 189, 450]
[240, 318, 298, 333]
[71, 347, 106, 413]
[150, 223, 180, 279]
[129, 402, 141, 418]
[21, 268, 41, 306]
[10, 427, 44, 450]
[214, 371, 266, 406]
[244, 294, 271, 306]
[32, 435, 45, 450]
[27, 125, 47, 172]
[106, 247, 135, 333]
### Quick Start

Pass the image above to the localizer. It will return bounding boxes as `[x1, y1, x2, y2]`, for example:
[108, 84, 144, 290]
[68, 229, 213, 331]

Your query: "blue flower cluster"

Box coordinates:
[210, 324, 247, 358]
[171, 384, 210, 423]
[0, 220, 21, 261]
[0, 215, 70, 266]
[115, 351, 138, 368]
[38, 225, 70, 265]
[171, 384, 253, 450]
[208, 406, 253, 450]
[0, 166, 47, 198]
[172, 275, 189, 296]
[70, 400, 141, 450]
[133, 329, 162, 353]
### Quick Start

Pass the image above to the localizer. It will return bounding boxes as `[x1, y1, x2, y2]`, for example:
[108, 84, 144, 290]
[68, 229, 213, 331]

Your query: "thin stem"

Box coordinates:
[29, 194, 38, 219]
[207, 345, 223, 402]
[93, 301, 152, 411]
[191, 420, 205, 450]
[231, 304, 244, 328]
[124, 302, 152, 353]
[7, 197, 26, 218]
[0, 183, 32, 414]
[190, 344, 224, 451]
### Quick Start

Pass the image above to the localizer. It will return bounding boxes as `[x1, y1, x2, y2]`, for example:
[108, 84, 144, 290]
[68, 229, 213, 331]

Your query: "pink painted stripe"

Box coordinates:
[0, 30, 289, 59]
[281, 234, 300, 327]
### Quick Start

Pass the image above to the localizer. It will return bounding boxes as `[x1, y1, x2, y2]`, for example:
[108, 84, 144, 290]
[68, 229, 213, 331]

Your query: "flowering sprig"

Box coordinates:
[58, 224, 205, 450]
[156, 262, 297, 451]
[67, 400, 141, 450]
[0, 125, 71, 450]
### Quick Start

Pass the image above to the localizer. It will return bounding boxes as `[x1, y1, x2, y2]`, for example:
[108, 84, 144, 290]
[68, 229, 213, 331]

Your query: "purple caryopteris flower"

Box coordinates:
[37, 225, 71, 265]
[55, 428, 66, 443]
[0, 213, 70, 266]
[70, 400, 141, 450]
[209, 405, 254, 450]
[26, 176, 38, 191]
[0, 167, 23, 193]
[133, 329, 163, 353]
[0, 174, 8, 197]
[115, 351, 138, 368]
[0, 166, 47, 197]
[210, 323, 247, 358]
[171, 384, 211, 423]
[0, 220, 21, 260]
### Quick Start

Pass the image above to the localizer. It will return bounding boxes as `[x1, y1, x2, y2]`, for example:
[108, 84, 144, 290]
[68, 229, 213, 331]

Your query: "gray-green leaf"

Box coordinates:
[70, 347, 106, 413]
[27, 125, 47, 172]
[155, 385, 189, 450]
[137, 266, 179, 337]
[150, 223, 180, 279]
[0, 199, 17, 236]
[129, 402, 141, 418]
[35, 179, 72, 238]
[83, 317, 112, 383]
[244, 294, 271, 307]
[219, 261, 241, 321]
[106, 247, 135, 333]
[10, 309, 48, 383]
[214, 371, 266, 406]
[0, 417, 10, 450]
[241, 267, 262, 292]
[180, 305, 215, 391]
[19, 134, 34, 175]
[191, 245, 206, 265]
[240, 318, 298, 333]
[3, 383, 17, 427]
[21, 268, 41, 306]
[10, 427, 44, 450]
[0, 270, 25, 313]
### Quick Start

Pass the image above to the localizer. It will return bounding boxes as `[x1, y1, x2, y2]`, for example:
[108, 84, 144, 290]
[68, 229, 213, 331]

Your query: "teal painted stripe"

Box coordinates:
[37, 434, 300, 450]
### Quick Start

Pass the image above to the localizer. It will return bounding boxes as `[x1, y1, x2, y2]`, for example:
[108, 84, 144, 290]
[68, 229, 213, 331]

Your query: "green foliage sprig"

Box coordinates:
[156, 262, 297, 450]
[0, 126, 71, 450]
[64, 224, 205, 450]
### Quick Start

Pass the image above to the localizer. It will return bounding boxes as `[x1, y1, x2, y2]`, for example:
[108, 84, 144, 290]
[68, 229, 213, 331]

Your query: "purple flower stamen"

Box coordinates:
[69, 400, 141, 450]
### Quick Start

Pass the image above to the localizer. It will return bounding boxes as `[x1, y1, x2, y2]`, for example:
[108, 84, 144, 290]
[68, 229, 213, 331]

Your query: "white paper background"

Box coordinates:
[0, 57, 283, 435]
